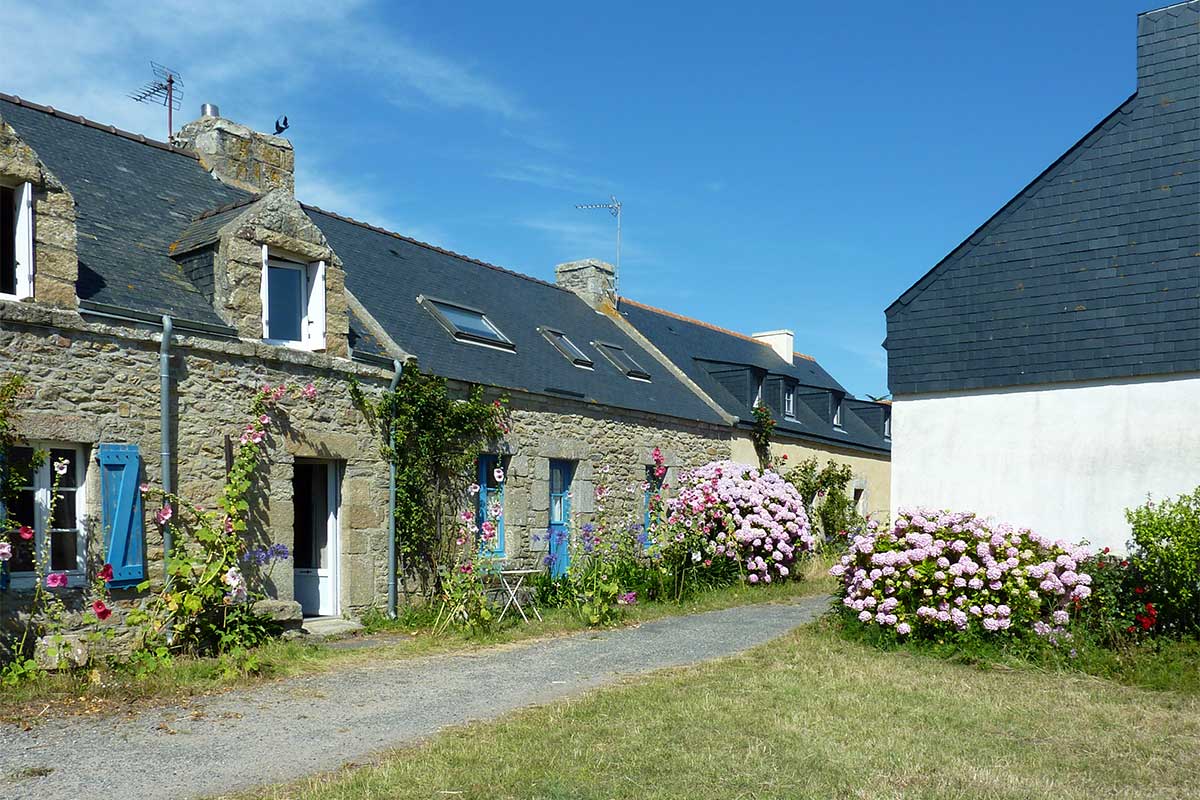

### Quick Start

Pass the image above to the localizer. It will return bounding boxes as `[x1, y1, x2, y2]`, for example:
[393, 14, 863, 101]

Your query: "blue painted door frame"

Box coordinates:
[547, 460, 573, 578]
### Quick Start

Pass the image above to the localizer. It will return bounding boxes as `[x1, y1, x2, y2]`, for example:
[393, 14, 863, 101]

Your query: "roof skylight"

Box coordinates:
[541, 328, 594, 368]
[595, 342, 651, 381]
[420, 296, 514, 350]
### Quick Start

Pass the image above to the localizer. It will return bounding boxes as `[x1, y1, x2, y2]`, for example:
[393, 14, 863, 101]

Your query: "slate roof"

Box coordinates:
[620, 299, 891, 455]
[885, 2, 1200, 396]
[306, 207, 728, 424]
[0, 94, 251, 325]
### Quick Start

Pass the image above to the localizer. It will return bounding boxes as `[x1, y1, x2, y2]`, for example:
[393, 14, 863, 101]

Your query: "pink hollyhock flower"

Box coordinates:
[0, 542, 10, 561]
[18, 525, 34, 540]
[156, 505, 173, 525]
[302, 382, 318, 400]
[92, 600, 112, 621]
[493, 468, 505, 483]
[98, 563, 114, 582]
[139, 482, 150, 494]
[259, 414, 271, 425]
[469, 483, 480, 495]
[45, 572, 68, 588]
[53, 459, 69, 476]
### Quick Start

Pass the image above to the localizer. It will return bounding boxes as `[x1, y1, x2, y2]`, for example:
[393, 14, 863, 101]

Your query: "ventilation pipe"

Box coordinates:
[159, 315, 173, 587]
[387, 358, 403, 619]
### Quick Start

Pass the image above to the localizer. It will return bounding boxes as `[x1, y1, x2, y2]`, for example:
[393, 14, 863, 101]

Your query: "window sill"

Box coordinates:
[5, 571, 87, 591]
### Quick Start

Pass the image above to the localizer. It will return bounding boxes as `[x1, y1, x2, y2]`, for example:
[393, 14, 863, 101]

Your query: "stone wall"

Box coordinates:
[0, 301, 393, 620]
[479, 387, 731, 569]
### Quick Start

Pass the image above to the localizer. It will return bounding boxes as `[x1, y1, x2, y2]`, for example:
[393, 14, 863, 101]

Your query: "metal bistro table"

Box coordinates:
[497, 568, 543, 623]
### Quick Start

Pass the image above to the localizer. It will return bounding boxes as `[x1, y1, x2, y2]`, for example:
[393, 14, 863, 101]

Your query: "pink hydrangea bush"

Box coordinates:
[665, 460, 814, 585]
[831, 508, 1092, 638]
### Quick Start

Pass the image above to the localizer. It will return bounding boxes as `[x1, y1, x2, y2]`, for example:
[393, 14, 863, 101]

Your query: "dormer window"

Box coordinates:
[540, 327, 593, 368]
[833, 397, 844, 429]
[0, 182, 34, 300]
[595, 342, 651, 381]
[260, 247, 326, 350]
[784, 388, 796, 419]
[884, 408, 892, 439]
[420, 296, 515, 351]
[754, 379, 764, 407]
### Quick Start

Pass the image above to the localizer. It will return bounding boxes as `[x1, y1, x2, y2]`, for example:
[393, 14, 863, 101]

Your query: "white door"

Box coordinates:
[293, 461, 340, 617]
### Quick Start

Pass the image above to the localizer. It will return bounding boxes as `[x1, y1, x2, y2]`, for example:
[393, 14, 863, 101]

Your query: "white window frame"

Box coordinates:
[260, 245, 326, 351]
[883, 409, 892, 439]
[6, 442, 88, 589]
[784, 388, 795, 419]
[833, 398, 843, 429]
[754, 379, 764, 407]
[0, 180, 34, 301]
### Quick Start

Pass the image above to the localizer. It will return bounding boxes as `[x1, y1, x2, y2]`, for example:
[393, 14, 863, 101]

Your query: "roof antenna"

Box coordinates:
[575, 195, 622, 304]
[129, 62, 184, 139]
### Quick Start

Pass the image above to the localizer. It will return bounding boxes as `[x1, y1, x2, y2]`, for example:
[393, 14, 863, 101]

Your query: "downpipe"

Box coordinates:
[387, 359, 403, 619]
[159, 315, 173, 588]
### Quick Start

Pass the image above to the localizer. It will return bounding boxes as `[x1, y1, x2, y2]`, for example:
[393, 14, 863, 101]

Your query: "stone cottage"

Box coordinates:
[0, 89, 886, 631]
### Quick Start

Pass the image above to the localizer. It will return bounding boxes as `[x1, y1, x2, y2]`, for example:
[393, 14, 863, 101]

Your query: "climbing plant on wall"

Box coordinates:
[351, 368, 508, 597]
[750, 404, 776, 469]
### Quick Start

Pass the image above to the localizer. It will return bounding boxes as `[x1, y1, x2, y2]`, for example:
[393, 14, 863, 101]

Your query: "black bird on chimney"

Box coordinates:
[274, 115, 289, 135]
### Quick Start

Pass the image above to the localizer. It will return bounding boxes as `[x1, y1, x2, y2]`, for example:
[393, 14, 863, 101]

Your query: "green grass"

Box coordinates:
[0, 556, 836, 721]
[251, 619, 1200, 800]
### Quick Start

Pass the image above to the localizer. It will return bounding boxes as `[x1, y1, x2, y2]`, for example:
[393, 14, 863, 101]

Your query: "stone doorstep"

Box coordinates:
[300, 616, 364, 639]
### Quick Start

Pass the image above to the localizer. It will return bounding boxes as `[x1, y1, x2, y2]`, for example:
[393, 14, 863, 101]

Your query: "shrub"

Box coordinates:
[784, 456, 863, 547]
[661, 461, 813, 593]
[1126, 489, 1200, 635]
[831, 508, 1092, 639]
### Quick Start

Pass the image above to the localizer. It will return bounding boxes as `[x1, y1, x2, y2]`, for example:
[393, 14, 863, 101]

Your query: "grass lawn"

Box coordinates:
[251, 619, 1200, 800]
[0, 557, 835, 723]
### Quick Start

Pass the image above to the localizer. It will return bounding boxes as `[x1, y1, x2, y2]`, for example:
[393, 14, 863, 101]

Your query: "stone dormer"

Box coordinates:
[172, 191, 350, 357]
[172, 105, 294, 195]
[0, 116, 77, 309]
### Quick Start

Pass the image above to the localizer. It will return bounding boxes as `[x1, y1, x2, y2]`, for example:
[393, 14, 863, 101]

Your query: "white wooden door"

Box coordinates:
[293, 461, 340, 616]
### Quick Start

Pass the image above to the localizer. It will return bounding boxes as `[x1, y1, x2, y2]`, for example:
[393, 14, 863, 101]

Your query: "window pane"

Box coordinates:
[598, 344, 650, 378]
[0, 185, 15, 296]
[551, 494, 564, 523]
[9, 446, 37, 487]
[267, 265, 304, 341]
[550, 468, 563, 494]
[9, 488, 36, 532]
[432, 302, 507, 343]
[51, 489, 77, 530]
[50, 527, 78, 572]
[49, 448, 78, 488]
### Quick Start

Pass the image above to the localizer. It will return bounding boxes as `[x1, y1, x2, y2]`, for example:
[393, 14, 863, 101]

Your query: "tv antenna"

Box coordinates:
[575, 195, 622, 299]
[129, 62, 184, 138]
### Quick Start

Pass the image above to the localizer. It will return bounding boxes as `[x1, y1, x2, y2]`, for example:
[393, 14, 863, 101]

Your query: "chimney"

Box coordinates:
[172, 104, 294, 195]
[1136, 2, 1200, 97]
[555, 258, 616, 311]
[751, 329, 795, 364]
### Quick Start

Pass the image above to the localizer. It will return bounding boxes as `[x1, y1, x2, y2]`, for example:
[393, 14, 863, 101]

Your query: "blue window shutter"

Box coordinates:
[100, 443, 145, 588]
[477, 455, 504, 557]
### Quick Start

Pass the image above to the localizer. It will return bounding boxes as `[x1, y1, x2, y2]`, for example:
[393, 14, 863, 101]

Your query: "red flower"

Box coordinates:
[1134, 586, 1145, 594]
[98, 563, 114, 582]
[1145, 603, 1156, 615]
[1120, 560, 1129, 567]
[92, 600, 112, 621]
[17, 525, 33, 540]
[1127, 625, 1136, 633]
[1102, 547, 1110, 554]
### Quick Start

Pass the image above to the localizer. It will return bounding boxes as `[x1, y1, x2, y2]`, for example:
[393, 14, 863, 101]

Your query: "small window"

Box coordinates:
[833, 398, 843, 429]
[784, 388, 795, 419]
[853, 486, 865, 514]
[421, 296, 514, 350]
[6, 443, 87, 586]
[883, 409, 892, 439]
[261, 248, 326, 350]
[477, 454, 506, 557]
[541, 328, 593, 368]
[642, 464, 666, 548]
[754, 379, 763, 407]
[595, 342, 651, 381]
[1, 182, 34, 300]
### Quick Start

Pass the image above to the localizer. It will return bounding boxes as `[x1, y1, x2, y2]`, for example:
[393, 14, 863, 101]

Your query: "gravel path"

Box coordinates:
[0, 597, 827, 800]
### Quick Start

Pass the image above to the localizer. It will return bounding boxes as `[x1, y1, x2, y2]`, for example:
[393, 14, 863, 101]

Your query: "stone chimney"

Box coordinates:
[172, 104, 294, 195]
[555, 258, 616, 311]
[752, 329, 794, 364]
[1136, 2, 1199, 97]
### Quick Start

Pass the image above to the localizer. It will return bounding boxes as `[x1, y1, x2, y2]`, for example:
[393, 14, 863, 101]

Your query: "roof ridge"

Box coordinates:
[302, 204, 568, 293]
[621, 297, 816, 362]
[0, 91, 199, 160]
[192, 195, 260, 222]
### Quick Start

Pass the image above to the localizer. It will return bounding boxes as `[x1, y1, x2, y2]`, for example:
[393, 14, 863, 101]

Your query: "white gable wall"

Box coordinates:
[891, 374, 1200, 552]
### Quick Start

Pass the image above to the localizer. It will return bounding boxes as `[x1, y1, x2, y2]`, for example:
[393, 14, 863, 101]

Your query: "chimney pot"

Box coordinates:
[200, 103, 220, 118]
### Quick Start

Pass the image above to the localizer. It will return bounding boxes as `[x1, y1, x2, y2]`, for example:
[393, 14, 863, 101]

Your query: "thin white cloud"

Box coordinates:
[490, 162, 612, 193]
[0, 0, 529, 139]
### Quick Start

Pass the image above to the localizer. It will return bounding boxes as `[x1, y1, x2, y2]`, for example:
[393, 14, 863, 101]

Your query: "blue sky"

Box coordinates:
[2, 1, 1154, 396]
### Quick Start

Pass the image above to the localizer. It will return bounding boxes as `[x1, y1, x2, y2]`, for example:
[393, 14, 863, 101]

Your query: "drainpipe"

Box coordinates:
[159, 315, 173, 587]
[387, 359, 403, 619]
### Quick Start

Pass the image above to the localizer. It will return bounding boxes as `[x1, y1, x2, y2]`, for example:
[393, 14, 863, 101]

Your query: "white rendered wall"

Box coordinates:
[891, 374, 1200, 552]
